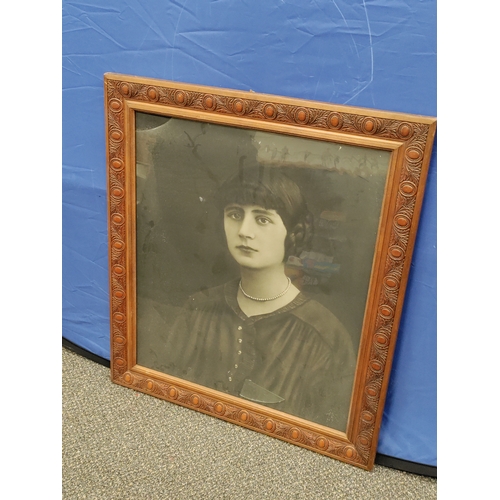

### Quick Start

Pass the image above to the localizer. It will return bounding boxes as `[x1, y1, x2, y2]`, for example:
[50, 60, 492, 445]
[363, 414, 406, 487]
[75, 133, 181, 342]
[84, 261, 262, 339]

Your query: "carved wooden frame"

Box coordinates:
[105, 72, 436, 470]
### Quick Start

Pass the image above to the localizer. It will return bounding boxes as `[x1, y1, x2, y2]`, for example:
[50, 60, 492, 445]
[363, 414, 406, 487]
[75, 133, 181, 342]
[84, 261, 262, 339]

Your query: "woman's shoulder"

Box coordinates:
[189, 283, 225, 301]
[292, 296, 344, 327]
[291, 296, 352, 348]
[187, 280, 238, 307]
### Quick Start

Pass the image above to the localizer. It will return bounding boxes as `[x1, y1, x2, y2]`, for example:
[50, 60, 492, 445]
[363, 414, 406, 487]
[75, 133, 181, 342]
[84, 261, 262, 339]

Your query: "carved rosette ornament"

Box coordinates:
[104, 74, 436, 469]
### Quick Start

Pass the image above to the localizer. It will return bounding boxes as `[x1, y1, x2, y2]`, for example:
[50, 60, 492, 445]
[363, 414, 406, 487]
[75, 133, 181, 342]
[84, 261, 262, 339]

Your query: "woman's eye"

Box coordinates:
[227, 211, 242, 220]
[256, 216, 271, 225]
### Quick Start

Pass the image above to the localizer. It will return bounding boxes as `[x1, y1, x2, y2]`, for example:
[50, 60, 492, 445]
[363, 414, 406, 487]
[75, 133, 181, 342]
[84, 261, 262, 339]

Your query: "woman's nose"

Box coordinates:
[238, 214, 255, 239]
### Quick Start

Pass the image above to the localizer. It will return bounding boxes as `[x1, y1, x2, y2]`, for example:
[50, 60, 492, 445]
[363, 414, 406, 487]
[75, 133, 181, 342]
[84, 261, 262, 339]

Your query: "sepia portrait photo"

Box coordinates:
[133, 112, 391, 432]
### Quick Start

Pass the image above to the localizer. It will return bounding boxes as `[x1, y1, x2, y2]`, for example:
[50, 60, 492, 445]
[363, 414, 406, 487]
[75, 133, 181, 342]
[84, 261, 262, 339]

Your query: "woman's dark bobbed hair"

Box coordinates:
[215, 165, 313, 260]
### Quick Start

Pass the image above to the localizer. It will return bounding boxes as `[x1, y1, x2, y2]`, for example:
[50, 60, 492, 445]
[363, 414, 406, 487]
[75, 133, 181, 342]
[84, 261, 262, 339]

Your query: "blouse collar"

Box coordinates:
[223, 279, 308, 322]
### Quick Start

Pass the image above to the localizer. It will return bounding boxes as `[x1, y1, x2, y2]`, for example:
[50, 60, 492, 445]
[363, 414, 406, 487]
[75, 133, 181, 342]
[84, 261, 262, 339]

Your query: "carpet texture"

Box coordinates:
[62, 348, 437, 499]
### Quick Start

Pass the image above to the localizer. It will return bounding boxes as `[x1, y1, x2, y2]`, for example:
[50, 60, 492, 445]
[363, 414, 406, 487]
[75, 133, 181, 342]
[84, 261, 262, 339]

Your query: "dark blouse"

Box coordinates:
[161, 280, 356, 430]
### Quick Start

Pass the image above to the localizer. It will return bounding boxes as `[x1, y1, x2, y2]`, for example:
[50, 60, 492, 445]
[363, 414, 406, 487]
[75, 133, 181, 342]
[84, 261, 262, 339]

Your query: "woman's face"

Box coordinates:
[223, 203, 287, 270]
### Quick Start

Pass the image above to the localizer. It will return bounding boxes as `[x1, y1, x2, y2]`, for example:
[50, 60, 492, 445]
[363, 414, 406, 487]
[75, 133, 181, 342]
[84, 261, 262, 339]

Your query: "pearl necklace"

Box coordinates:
[239, 278, 291, 302]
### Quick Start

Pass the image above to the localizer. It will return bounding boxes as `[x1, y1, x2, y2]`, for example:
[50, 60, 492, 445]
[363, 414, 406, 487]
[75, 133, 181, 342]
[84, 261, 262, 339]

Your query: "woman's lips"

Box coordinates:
[236, 245, 257, 252]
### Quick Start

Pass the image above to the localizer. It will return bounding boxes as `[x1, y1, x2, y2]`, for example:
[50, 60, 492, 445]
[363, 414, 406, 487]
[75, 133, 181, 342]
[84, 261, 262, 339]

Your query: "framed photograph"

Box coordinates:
[105, 73, 436, 469]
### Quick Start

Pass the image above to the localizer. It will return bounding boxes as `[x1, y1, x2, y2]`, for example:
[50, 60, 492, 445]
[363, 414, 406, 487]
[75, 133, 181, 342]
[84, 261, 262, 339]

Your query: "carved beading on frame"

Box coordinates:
[105, 74, 436, 469]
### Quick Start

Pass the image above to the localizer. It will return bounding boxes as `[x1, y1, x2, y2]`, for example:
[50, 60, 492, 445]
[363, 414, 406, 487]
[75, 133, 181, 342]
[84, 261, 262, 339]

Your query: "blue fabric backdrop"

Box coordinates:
[62, 0, 436, 466]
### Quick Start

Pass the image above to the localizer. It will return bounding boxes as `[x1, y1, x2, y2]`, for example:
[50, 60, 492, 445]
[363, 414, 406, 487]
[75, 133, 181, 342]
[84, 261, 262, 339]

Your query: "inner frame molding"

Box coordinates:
[105, 73, 436, 470]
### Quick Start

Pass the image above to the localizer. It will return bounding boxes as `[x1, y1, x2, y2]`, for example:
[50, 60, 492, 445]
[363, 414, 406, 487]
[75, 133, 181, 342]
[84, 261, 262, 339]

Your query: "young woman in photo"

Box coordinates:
[163, 165, 356, 429]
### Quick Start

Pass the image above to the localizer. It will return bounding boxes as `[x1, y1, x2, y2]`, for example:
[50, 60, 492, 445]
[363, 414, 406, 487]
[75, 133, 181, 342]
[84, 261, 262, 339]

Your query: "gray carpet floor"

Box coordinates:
[62, 348, 437, 499]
